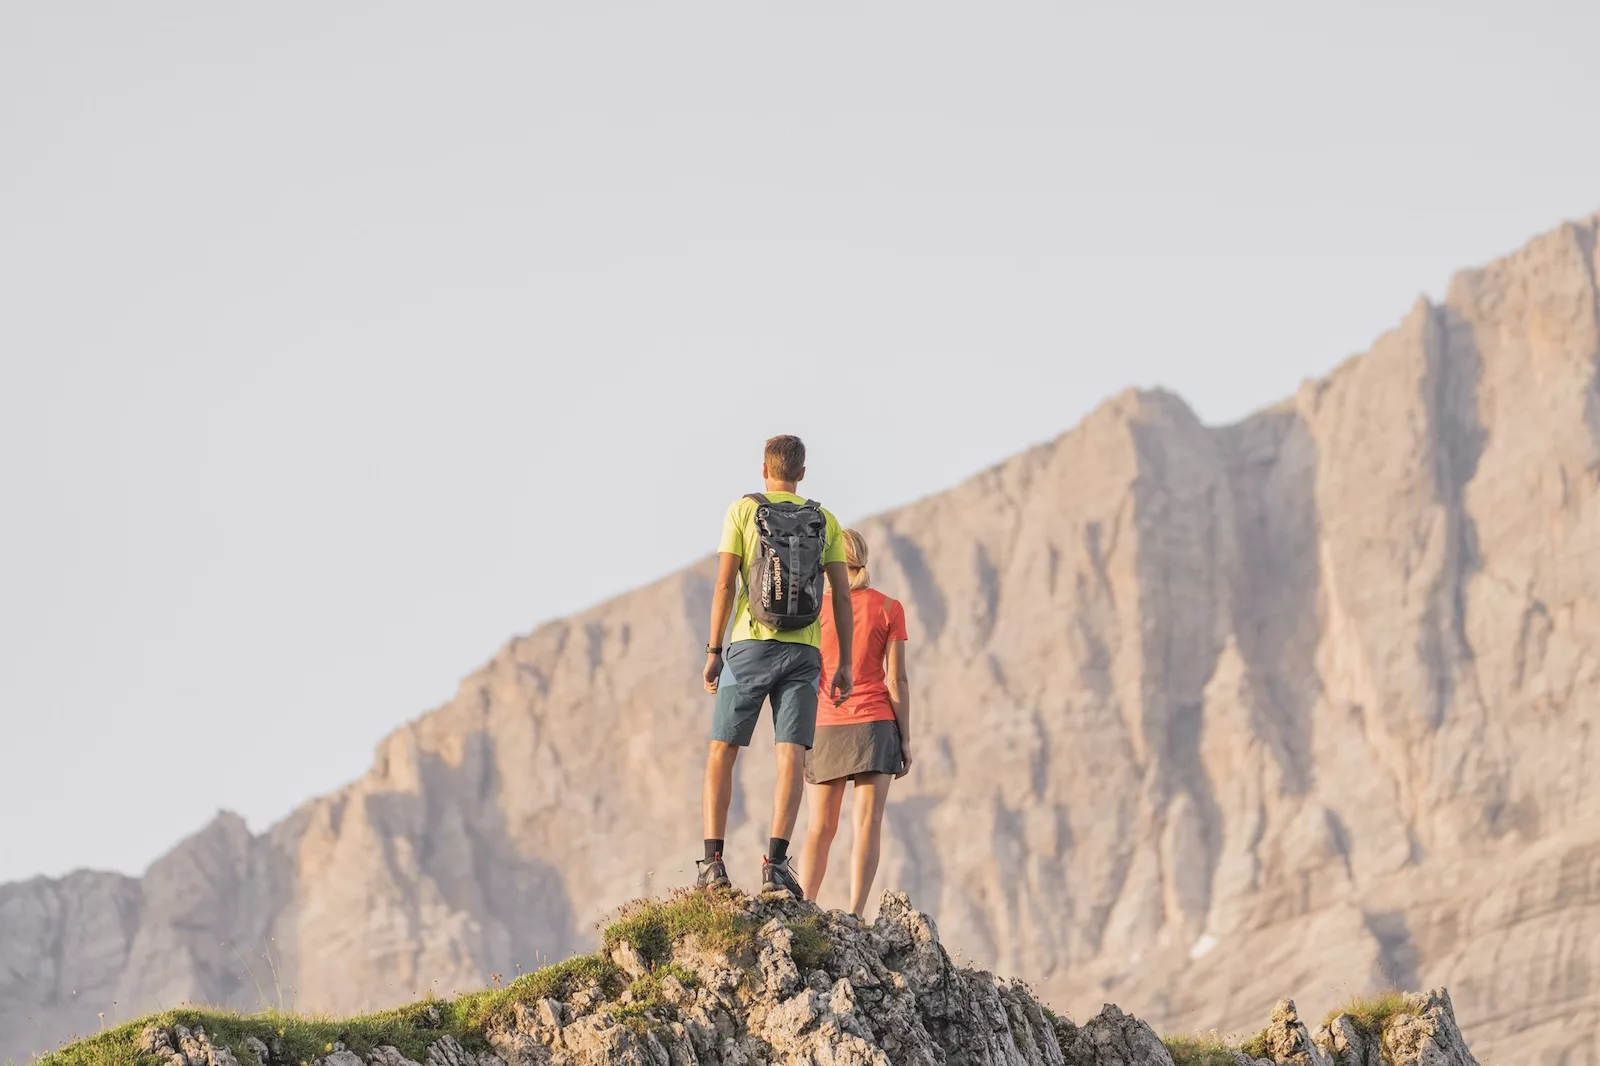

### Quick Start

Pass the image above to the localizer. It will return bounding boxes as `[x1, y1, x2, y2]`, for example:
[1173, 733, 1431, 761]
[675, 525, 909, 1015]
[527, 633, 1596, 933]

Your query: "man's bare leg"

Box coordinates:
[772, 742, 807, 841]
[756, 741, 810, 897]
[703, 740, 740, 839]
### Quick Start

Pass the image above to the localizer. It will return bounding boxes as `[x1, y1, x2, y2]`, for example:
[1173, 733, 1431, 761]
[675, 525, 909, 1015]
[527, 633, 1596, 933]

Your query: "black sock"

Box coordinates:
[704, 839, 724, 862]
[768, 837, 789, 863]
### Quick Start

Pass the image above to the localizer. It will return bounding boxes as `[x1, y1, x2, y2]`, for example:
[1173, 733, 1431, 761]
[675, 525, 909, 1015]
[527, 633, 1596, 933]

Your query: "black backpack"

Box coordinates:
[742, 493, 828, 630]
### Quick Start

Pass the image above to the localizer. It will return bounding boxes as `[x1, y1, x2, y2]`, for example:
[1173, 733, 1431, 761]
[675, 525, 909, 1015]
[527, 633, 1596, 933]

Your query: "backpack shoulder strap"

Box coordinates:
[744, 493, 769, 505]
[803, 498, 821, 510]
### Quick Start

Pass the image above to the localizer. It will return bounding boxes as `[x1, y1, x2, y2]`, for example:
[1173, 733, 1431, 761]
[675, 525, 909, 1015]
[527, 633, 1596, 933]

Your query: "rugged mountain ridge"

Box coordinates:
[5, 211, 1598, 1064]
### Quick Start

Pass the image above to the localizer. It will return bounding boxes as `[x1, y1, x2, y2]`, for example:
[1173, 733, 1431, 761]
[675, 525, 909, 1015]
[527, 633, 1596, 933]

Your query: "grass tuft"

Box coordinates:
[601, 890, 759, 965]
[451, 952, 624, 1034]
[1163, 1034, 1243, 1066]
[1321, 989, 1410, 1036]
[783, 915, 833, 973]
[1238, 1028, 1270, 1061]
[609, 964, 701, 1034]
[32, 1002, 464, 1066]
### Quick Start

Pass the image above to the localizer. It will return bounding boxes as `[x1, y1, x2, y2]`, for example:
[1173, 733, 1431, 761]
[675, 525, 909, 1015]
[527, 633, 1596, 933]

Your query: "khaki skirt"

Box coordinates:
[805, 720, 903, 784]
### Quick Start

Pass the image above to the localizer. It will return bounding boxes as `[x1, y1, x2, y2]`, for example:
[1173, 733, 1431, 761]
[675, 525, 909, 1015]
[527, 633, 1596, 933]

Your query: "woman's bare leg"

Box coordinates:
[848, 773, 893, 917]
[800, 781, 846, 902]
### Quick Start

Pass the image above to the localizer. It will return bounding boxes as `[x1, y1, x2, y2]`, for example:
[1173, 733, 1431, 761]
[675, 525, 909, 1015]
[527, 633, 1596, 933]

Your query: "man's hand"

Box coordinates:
[704, 652, 724, 693]
[828, 665, 853, 706]
[896, 741, 913, 779]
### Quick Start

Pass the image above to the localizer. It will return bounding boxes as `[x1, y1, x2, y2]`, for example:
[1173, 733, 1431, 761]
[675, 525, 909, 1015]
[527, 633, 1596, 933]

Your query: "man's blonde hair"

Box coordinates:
[764, 435, 806, 482]
[841, 528, 871, 590]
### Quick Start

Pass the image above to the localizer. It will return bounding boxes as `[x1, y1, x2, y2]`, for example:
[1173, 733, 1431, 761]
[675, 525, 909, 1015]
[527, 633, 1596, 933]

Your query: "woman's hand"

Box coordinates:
[896, 741, 913, 778]
[704, 651, 724, 693]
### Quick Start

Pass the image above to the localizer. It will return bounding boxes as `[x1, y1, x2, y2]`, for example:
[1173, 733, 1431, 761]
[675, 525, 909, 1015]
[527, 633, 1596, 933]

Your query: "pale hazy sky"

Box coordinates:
[2, 1, 1597, 884]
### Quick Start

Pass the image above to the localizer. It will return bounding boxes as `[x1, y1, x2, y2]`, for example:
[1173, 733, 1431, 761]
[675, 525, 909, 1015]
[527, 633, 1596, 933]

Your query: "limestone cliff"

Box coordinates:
[6, 212, 1598, 1064]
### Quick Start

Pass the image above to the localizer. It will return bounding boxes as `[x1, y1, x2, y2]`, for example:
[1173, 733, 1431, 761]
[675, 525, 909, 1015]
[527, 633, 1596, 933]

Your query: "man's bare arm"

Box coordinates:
[824, 560, 854, 704]
[704, 552, 741, 692]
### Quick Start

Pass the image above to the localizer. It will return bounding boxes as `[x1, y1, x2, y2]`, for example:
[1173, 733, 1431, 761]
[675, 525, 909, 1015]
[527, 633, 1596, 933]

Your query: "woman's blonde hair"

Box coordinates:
[841, 528, 871, 590]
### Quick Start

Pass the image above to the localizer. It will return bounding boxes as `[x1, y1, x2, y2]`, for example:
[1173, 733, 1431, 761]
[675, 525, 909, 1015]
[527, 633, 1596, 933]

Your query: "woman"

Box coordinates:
[800, 528, 913, 916]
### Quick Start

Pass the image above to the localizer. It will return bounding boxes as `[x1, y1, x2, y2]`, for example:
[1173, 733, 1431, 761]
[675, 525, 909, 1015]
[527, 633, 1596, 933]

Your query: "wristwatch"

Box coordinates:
[706, 644, 723, 655]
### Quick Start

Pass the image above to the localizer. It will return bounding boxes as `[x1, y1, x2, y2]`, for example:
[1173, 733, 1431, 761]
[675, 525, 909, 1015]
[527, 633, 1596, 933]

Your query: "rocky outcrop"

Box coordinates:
[1254, 1001, 1330, 1066]
[7, 210, 1600, 1064]
[1315, 989, 1480, 1066]
[139, 1023, 245, 1066]
[112, 893, 1480, 1066]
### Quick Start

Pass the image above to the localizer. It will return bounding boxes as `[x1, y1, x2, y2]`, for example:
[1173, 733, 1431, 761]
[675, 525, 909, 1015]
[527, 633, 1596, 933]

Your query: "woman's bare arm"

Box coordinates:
[886, 639, 912, 776]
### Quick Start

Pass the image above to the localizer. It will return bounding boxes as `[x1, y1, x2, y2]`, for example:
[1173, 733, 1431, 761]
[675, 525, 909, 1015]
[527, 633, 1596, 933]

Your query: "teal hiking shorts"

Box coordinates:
[711, 640, 822, 748]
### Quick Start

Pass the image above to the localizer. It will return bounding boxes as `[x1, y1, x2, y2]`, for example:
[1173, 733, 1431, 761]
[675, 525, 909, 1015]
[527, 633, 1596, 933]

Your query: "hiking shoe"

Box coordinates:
[696, 854, 730, 890]
[761, 855, 804, 899]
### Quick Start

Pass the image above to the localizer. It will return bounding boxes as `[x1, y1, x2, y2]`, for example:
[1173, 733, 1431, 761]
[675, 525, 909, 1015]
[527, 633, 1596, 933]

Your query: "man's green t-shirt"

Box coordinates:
[718, 492, 846, 646]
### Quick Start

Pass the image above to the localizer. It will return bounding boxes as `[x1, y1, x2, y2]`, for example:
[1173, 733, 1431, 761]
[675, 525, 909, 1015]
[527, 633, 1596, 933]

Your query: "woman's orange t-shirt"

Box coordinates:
[817, 586, 908, 727]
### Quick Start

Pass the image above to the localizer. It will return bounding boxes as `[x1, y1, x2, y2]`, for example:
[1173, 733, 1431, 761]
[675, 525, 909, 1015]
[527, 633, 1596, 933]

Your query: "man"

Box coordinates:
[698, 434, 854, 897]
